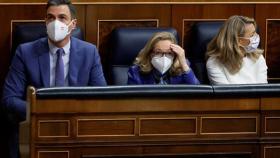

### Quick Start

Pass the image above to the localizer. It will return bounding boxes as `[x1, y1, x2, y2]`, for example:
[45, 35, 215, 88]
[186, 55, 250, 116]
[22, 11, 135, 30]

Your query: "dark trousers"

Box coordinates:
[1, 108, 20, 158]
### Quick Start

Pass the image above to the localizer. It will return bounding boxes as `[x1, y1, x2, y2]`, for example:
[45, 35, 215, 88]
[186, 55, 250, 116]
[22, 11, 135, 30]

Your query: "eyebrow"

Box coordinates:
[154, 50, 173, 54]
[46, 13, 53, 17]
[58, 14, 68, 17]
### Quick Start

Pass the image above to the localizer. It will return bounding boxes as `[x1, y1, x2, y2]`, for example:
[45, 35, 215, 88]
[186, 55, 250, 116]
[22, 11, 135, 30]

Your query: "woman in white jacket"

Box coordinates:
[206, 15, 268, 85]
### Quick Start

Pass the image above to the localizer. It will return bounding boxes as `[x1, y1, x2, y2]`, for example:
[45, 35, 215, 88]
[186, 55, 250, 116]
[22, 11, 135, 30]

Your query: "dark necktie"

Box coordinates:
[55, 48, 64, 86]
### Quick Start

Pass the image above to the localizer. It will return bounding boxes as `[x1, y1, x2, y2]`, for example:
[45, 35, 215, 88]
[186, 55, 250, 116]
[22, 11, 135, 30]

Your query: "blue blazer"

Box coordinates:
[2, 37, 107, 121]
[127, 65, 200, 85]
[2, 37, 107, 158]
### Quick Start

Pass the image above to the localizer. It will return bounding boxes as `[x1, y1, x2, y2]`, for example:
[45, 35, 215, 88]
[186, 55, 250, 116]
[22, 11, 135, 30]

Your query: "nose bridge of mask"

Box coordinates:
[249, 34, 259, 44]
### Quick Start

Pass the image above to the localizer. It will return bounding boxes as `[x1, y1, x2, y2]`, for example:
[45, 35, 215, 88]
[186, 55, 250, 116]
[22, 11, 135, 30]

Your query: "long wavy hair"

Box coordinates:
[134, 31, 184, 76]
[206, 15, 263, 74]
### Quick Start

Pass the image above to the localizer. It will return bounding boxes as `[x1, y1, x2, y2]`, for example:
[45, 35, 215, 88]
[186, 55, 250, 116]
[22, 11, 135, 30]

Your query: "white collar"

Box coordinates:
[48, 39, 71, 55]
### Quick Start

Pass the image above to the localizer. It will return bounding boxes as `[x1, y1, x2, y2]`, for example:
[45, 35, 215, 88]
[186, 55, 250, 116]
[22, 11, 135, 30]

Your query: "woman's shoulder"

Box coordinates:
[255, 54, 267, 64]
[206, 56, 218, 65]
[128, 65, 153, 77]
[129, 64, 141, 71]
[246, 53, 265, 63]
[206, 56, 225, 70]
[257, 54, 265, 60]
[128, 65, 144, 76]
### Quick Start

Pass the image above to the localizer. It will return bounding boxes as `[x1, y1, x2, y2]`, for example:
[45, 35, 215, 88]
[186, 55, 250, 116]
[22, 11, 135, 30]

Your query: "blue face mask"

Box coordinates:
[242, 33, 260, 53]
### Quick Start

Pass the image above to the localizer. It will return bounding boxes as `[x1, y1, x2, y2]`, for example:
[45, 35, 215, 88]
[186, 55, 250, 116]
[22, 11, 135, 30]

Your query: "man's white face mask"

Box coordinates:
[47, 20, 73, 42]
[151, 54, 174, 75]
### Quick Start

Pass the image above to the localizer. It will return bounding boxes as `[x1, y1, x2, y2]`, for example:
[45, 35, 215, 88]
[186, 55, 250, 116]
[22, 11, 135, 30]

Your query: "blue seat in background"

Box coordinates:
[185, 22, 224, 84]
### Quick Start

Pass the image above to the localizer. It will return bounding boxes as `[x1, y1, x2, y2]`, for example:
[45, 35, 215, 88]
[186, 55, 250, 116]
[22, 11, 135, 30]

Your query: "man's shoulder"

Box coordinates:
[71, 37, 97, 50]
[17, 37, 47, 53]
[19, 37, 47, 48]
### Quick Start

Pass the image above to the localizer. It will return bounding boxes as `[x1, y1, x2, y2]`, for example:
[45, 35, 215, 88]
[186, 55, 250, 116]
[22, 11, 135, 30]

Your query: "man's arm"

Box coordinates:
[89, 47, 107, 86]
[2, 47, 27, 122]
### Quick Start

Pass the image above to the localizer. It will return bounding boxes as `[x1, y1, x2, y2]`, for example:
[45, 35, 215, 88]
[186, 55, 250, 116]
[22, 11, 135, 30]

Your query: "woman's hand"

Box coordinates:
[170, 44, 190, 72]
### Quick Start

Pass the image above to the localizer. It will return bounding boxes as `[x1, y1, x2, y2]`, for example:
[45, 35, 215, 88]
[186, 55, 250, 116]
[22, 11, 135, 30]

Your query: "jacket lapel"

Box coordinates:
[38, 38, 50, 87]
[68, 38, 83, 86]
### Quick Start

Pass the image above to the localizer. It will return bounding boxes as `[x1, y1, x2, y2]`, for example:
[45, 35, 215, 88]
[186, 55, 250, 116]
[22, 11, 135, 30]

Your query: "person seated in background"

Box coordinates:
[206, 15, 268, 85]
[127, 31, 200, 85]
[2, 0, 106, 157]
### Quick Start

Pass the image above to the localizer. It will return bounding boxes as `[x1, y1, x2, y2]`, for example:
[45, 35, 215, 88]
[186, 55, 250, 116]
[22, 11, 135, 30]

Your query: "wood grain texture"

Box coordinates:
[33, 98, 259, 113]
[255, 4, 280, 80]
[29, 88, 280, 158]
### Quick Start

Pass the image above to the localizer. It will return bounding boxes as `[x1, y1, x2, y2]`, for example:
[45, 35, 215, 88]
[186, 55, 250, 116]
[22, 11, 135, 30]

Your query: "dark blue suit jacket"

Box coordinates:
[1, 37, 106, 158]
[127, 65, 200, 85]
[2, 37, 106, 121]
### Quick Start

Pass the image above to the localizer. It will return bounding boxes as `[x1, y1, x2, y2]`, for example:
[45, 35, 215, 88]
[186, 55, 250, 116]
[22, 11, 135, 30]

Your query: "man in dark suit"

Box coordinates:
[1, 0, 107, 157]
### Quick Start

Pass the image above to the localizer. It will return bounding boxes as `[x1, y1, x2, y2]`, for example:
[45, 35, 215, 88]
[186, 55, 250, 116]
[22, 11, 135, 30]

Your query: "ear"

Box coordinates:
[72, 19, 77, 30]
[45, 18, 48, 26]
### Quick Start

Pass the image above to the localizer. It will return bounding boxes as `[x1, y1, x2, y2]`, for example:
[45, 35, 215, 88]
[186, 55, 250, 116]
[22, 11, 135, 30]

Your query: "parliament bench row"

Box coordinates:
[27, 84, 280, 158]
[13, 22, 224, 84]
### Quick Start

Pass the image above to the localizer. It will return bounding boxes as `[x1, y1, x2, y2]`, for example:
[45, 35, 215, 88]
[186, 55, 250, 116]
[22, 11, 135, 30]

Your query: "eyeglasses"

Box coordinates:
[151, 50, 174, 58]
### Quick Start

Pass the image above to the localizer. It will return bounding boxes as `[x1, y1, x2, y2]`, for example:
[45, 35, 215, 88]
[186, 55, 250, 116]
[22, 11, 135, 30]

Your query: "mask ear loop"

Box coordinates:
[66, 20, 74, 35]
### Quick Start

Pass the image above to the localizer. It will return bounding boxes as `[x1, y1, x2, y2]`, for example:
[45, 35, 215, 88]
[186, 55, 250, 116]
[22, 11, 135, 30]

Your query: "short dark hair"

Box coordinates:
[46, 0, 76, 19]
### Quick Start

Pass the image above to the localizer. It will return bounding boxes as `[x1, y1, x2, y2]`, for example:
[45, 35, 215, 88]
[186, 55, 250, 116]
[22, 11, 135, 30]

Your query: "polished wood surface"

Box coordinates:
[32, 98, 259, 113]
[29, 88, 280, 158]
[255, 4, 280, 81]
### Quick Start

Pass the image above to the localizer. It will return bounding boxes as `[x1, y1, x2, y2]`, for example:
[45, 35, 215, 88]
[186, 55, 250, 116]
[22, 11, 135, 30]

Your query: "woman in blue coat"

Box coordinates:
[127, 32, 200, 85]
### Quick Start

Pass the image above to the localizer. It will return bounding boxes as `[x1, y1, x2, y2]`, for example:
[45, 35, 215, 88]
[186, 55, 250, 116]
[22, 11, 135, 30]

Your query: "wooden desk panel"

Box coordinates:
[32, 97, 259, 113]
[29, 88, 275, 158]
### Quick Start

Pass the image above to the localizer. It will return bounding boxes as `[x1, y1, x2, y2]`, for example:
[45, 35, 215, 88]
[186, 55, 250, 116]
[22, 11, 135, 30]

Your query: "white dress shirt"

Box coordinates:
[48, 40, 71, 87]
[206, 55, 268, 85]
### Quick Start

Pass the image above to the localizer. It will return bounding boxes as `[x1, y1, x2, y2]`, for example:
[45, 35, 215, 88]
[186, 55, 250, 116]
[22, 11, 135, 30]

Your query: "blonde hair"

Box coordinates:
[134, 31, 184, 76]
[206, 15, 263, 74]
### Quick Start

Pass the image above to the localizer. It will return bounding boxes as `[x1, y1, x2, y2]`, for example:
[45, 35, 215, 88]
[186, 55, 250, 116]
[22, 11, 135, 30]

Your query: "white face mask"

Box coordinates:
[242, 33, 260, 53]
[151, 54, 174, 75]
[47, 20, 72, 42]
